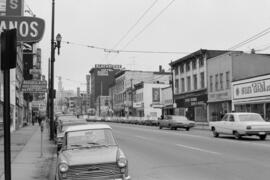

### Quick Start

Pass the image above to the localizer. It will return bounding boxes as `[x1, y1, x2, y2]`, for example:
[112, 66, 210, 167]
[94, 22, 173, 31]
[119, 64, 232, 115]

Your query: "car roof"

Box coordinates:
[65, 124, 112, 132]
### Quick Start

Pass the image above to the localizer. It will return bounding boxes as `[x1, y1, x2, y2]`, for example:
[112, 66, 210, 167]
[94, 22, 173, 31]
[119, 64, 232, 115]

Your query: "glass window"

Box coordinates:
[228, 115, 234, 122]
[180, 64, 184, 73]
[238, 114, 265, 122]
[210, 75, 213, 92]
[192, 60, 197, 69]
[199, 57, 204, 67]
[175, 66, 179, 75]
[220, 73, 223, 90]
[181, 78, 185, 92]
[193, 74, 197, 90]
[175, 79, 179, 94]
[222, 114, 228, 121]
[187, 76, 191, 91]
[226, 71, 230, 89]
[215, 74, 218, 91]
[186, 62, 190, 72]
[200, 72, 205, 88]
[67, 129, 117, 148]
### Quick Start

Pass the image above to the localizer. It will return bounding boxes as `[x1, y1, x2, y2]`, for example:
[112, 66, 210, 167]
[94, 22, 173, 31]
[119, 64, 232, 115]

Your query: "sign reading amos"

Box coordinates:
[0, 16, 45, 42]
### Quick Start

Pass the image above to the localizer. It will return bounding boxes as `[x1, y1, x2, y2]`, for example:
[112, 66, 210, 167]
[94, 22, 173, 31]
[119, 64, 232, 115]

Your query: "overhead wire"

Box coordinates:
[62, 40, 188, 54]
[228, 26, 270, 50]
[120, 0, 176, 50]
[111, 0, 159, 50]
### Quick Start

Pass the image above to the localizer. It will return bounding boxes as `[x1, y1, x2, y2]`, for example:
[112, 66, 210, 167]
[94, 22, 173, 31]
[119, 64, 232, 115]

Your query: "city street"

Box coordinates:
[107, 123, 270, 180]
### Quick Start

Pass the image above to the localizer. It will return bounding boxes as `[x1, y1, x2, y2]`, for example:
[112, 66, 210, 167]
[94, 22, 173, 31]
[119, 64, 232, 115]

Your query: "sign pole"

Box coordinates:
[3, 69, 11, 180]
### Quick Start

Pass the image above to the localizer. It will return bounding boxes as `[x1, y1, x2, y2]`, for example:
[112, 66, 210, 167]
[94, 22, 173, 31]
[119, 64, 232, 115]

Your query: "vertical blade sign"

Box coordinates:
[1, 28, 17, 70]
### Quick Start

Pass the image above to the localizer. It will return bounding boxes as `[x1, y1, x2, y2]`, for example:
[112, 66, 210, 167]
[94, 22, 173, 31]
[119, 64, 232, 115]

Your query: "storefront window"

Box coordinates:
[266, 103, 270, 121]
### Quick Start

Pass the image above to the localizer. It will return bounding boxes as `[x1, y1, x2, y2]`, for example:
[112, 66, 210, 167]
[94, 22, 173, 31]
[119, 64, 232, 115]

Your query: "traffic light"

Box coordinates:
[1, 29, 17, 70]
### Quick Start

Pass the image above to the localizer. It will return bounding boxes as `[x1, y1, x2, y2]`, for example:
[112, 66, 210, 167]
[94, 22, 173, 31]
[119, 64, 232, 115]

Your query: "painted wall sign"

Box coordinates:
[233, 78, 270, 99]
[95, 64, 122, 69]
[0, 16, 45, 42]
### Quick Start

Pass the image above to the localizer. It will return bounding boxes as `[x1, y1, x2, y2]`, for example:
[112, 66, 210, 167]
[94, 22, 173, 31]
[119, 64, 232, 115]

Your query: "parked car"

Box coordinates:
[56, 124, 131, 180]
[56, 120, 87, 151]
[209, 112, 270, 140]
[158, 115, 195, 130]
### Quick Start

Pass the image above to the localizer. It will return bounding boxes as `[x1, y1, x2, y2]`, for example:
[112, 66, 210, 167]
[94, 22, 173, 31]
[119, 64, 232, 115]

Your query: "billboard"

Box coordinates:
[152, 88, 160, 103]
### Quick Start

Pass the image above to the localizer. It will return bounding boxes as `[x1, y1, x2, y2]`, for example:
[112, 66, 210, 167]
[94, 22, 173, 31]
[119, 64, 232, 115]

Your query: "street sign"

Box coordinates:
[0, 16, 45, 42]
[22, 80, 47, 93]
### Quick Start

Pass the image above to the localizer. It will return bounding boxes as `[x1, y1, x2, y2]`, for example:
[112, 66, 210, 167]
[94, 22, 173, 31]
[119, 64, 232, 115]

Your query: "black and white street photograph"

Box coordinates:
[1, 0, 270, 180]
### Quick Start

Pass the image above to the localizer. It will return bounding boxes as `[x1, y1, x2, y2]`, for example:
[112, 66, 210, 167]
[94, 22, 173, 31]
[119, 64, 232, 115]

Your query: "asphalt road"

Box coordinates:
[108, 123, 270, 180]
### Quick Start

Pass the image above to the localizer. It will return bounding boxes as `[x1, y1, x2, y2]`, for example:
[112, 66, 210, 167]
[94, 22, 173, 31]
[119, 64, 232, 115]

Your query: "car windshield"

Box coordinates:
[66, 129, 117, 148]
[238, 114, 265, 122]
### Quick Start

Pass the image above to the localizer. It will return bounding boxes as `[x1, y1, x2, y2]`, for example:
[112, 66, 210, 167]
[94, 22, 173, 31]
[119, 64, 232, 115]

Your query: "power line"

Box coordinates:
[228, 26, 270, 50]
[62, 40, 188, 54]
[111, 0, 159, 50]
[121, 0, 176, 50]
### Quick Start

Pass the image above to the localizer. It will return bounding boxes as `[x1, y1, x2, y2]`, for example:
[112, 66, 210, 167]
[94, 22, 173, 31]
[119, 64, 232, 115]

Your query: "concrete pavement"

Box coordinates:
[0, 123, 56, 180]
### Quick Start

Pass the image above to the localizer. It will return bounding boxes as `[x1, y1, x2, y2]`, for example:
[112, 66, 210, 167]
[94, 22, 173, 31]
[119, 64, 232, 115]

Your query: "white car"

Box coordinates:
[209, 112, 270, 140]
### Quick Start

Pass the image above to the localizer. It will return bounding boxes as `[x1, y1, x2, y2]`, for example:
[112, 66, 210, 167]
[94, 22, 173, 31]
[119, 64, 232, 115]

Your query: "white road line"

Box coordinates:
[175, 144, 222, 155]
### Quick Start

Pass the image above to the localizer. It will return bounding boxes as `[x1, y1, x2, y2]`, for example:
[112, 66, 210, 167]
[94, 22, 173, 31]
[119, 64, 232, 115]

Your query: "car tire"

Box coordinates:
[212, 127, 219, 137]
[233, 131, 241, 140]
[159, 125, 162, 129]
[169, 125, 174, 130]
[259, 134, 267, 140]
[186, 127, 190, 131]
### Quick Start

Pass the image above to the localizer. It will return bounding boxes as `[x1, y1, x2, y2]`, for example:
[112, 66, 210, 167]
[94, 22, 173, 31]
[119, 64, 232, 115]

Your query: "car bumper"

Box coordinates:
[172, 124, 194, 128]
[245, 131, 270, 135]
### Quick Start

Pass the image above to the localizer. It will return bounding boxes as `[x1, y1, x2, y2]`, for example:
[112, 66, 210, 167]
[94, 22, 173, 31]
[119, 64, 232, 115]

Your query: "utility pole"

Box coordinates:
[170, 61, 175, 115]
[130, 79, 133, 116]
[99, 81, 103, 116]
[47, 58, 51, 119]
[50, 0, 55, 140]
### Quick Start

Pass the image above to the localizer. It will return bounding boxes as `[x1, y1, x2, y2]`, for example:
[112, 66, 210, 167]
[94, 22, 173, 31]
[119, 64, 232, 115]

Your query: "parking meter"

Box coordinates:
[40, 122, 44, 132]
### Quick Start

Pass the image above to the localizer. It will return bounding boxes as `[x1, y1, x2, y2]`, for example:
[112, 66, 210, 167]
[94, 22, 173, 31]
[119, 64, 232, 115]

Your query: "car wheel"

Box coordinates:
[212, 127, 219, 137]
[259, 134, 267, 140]
[169, 125, 174, 130]
[233, 131, 241, 140]
[186, 127, 190, 131]
[159, 125, 162, 129]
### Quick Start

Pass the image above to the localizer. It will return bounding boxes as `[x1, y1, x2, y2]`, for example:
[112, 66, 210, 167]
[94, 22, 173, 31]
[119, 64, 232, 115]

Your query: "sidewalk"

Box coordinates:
[0, 124, 57, 180]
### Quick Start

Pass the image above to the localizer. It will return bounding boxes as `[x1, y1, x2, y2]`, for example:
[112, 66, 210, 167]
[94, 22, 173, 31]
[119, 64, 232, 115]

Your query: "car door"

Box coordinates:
[216, 114, 229, 133]
[226, 114, 236, 134]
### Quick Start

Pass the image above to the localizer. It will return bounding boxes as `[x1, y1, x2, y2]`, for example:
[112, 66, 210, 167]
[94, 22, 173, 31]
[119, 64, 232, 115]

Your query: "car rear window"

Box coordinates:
[238, 114, 265, 122]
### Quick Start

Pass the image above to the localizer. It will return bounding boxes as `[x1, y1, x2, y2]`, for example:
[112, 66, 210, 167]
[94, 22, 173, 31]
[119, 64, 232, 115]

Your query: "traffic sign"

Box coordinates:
[22, 80, 47, 93]
[0, 16, 45, 42]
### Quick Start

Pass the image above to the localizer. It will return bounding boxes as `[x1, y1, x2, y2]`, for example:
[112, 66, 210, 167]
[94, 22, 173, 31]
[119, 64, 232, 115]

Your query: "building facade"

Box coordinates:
[89, 64, 122, 109]
[171, 49, 229, 122]
[207, 52, 270, 121]
[232, 74, 270, 121]
[161, 86, 173, 115]
[110, 68, 171, 116]
[133, 82, 170, 118]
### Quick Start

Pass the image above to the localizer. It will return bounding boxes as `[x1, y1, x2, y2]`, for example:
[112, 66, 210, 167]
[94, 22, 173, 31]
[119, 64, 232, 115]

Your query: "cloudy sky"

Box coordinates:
[25, 0, 270, 91]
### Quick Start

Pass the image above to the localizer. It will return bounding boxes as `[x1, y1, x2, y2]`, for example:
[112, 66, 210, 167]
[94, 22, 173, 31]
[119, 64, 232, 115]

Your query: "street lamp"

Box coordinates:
[55, 33, 62, 55]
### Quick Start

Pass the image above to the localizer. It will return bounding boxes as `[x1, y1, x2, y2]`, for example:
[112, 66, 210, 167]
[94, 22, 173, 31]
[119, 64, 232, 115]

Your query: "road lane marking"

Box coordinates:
[175, 144, 222, 155]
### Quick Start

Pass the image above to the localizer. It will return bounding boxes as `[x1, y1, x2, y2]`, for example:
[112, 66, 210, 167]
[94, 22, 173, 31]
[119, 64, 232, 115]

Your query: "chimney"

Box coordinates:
[159, 65, 162, 72]
[251, 48, 256, 54]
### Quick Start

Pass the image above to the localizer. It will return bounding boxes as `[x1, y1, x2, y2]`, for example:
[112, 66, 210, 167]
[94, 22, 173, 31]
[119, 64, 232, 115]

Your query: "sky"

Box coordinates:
[25, 0, 270, 91]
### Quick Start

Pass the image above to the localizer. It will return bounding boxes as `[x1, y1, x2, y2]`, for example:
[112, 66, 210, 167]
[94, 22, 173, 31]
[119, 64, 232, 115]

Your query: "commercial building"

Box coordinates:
[171, 49, 230, 122]
[89, 64, 122, 109]
[133, 82, 170, 118]
[208, 51, 270, 121]
[161, 86, 173, 115]
[232, 74, 270, 121]
[110, 67, 171, 116]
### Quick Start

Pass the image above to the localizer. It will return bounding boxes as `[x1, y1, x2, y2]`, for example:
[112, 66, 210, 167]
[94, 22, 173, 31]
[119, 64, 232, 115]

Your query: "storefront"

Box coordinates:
[175, 89, 207, 122]
[232, 74, 270, 121]
[208, 90, 231, 121]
